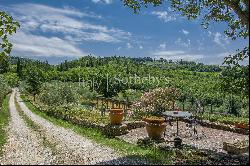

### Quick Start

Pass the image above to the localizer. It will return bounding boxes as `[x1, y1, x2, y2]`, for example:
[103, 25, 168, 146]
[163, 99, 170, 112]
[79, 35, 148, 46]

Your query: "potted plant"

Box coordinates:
[109, 108, 124, 125]
[143, 116, 166, 139]
[131, 87, 180, 140]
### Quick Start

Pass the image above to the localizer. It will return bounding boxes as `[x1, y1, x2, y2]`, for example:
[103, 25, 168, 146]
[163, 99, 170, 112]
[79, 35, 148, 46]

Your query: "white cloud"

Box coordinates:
[117, 47, 122, 51]
[152, 50, 204, 61]
[91, 0, 113, 4]
[196, 39, 205, 51]
[153, 50, 186, 56]
[139, 45, 143, 50]
[175, 38, 191, 48]
[3, 3, 131, 43]
[11, 31, 86, 58]
[214, 32, 223, 46]
[208, 31, 212, 37]
[151, 7, 184, 23]
[127, 43, 132, 49]
[182, 29, 189, 35]
[217, 52, 232, 57]
[151, 11, 176, 22]
[159, 42, 167, 49]
[11, 3, 100, 19]
[214, 32, 230, 47]
[208, 31, 230, 47]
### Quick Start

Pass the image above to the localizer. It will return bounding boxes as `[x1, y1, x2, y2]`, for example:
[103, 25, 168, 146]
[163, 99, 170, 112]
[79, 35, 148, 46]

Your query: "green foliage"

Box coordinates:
[0, 11, 20, 73]
[0, 55, 9, 74]
[16, 57, 23, 78]
[18, 81, 30, 94]
[198, 112, 249, 125]
[0, 94, 10, 155]
[220, 65, 249, 97]
[38, 81, 80, 106]
[77, 84, 98, 106]
[224, 47, 249, 67]
[24, 66, 45, 101]
[3, 72, 19, 87]
[25, 93, 110, 125]
[225, 95, 242, 117]
[33, 81, 108, 124]
[123, 0, 163, 13]
[115, 89, 143, 103]
[0, 75, 10, 108]
[7, 55, 248, 117]
[36, 81, 98, 107]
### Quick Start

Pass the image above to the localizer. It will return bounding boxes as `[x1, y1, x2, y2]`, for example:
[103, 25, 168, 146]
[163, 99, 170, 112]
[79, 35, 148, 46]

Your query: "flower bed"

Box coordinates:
[24, 95, 145, 137]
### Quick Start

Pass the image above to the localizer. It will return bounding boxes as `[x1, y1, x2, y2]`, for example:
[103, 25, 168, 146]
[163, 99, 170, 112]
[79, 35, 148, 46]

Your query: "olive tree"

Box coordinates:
[24, 66, 45, 101]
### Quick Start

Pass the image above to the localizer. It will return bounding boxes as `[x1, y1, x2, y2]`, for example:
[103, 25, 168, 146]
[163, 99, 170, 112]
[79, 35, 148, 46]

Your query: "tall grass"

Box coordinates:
[0, 95, 10, 155]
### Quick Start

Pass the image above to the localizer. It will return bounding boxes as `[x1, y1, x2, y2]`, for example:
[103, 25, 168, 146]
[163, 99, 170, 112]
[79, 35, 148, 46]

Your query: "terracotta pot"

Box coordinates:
[143, 116, 165, 124]
[145, 120, 167, 140]
[235, 123, 249, 130]
[109, 108, 124, 125]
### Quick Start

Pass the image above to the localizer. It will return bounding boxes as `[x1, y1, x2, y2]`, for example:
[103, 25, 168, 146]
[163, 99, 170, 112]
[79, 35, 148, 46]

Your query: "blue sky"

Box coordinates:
[0, 0, 249, 64]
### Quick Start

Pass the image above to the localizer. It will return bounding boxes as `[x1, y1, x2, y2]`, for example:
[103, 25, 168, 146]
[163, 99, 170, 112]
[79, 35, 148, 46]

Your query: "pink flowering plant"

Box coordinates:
[131, 87, 180, 119]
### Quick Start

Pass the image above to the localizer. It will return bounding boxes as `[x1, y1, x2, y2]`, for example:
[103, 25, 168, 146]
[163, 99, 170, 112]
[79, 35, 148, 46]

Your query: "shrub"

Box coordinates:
[3, 72, 19, 87]
[115, 89, 142, 103]
[38, 81, 80, 106]
[131, 87, 180, 118]
[0, 75, 10, 109]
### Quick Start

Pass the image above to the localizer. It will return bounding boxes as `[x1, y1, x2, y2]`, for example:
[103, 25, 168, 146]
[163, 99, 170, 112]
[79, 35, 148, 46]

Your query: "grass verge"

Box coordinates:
[20, 94, 174, 165]
[15, 96, 40, 131]
[14, 95, 58, 156]
[0, 94, 10, 156]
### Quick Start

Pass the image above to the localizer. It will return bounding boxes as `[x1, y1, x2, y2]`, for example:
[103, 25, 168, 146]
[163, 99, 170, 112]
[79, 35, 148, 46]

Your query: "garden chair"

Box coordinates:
[185, 116, 206, 140]
[163, 117, 175, 137]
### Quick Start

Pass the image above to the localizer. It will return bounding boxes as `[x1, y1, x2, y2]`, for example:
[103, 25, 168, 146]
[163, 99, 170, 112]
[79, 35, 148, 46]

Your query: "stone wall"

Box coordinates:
[181, 118, 249, 135]
[29, 100, 145, 137]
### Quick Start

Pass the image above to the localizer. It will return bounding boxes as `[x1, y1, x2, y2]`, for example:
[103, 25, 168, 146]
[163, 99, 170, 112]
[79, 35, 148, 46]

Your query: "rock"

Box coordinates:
[103, 124, 128, 137]
[223, 140, 249, 155]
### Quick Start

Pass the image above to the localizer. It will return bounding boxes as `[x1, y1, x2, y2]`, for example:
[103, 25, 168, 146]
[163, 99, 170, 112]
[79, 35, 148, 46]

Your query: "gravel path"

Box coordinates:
[0, 90, 55, 165]
[117, 121, 249, 153]
[15, 91, 147, 165]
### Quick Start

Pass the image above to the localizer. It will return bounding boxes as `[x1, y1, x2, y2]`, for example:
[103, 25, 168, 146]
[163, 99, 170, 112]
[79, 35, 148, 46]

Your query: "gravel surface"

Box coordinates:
[117, 121, 249, 153]
[15, 91, 147, 165]
[0, 90, 55, 165]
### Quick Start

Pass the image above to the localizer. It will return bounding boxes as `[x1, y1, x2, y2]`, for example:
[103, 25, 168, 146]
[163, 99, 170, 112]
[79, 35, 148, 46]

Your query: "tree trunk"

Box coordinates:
[224, 0, 249, 30]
